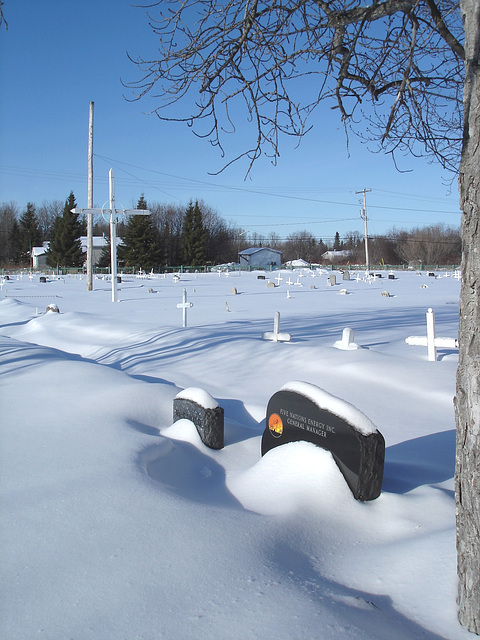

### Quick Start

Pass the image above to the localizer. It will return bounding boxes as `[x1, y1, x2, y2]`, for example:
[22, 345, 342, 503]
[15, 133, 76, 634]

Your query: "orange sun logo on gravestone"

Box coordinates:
[268, 413, 283, 437]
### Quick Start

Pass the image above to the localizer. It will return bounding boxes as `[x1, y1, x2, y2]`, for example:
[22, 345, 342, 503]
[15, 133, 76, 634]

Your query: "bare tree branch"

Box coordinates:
[126, 0, 464, 174]
[0, 0, 7, 30]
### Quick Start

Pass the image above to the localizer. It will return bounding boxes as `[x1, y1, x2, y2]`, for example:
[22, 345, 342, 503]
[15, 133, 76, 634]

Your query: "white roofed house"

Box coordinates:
[31, 243, 49, 269]
[321, 249, 353, 264]
[30, 236, 121, 270]
[238, 247, 282, 268]
[79, 235, 118, 266]
[285, 258, 310, 267]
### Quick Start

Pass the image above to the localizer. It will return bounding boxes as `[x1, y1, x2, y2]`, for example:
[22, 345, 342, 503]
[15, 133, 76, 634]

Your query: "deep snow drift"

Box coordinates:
[0, 268, 470, 639]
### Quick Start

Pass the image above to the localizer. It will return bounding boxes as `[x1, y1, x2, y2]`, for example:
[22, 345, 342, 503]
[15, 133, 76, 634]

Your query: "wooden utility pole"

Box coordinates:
[86, 102, 94, 291]
[356, 188, 371, 272]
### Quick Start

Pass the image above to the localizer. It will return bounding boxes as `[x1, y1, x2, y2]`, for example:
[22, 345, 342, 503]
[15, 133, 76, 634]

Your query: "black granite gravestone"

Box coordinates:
[173, 390, 224, 450]
[262, 383, 384, 500]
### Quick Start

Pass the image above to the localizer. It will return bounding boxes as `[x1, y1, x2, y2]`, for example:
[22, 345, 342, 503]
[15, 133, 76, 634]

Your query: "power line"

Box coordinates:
[92, 155, 461, 215]
[1, 159, 461, 215]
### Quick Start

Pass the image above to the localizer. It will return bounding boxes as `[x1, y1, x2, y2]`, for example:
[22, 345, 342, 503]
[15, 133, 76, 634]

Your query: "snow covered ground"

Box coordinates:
[0, 268, 470, 639]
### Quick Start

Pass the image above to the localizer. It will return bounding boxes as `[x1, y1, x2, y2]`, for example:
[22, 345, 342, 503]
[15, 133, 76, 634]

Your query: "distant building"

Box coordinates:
[30, 236, 122, 269]
[31, 243, 49, 269]
[285, 258, 310, 267]
[321, 250, 352, 263]
[238, 247, 282, 267]
[80, 236, 113, 266]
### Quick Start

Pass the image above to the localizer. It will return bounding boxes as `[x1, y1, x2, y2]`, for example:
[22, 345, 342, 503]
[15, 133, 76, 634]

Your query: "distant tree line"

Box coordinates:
[0, 195, 461, 269]
[251, 225, 461, 266]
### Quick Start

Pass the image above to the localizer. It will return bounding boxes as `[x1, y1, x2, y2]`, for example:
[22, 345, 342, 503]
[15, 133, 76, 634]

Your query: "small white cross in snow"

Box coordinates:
[405, 308, 458, 361]
[262, 311, 291, 342]
[177, 288, 193, 327]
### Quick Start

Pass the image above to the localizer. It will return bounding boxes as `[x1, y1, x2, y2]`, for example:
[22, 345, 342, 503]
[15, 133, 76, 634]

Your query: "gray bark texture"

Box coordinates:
[455, 0, 480, 633]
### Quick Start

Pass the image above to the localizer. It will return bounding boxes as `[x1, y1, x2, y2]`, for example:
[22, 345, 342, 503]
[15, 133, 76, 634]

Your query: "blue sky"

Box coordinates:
[0, 0, 461, 243]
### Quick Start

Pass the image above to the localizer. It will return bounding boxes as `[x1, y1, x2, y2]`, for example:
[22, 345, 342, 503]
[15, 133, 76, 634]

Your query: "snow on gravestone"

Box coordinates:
[173, 387, 224, 450]
[262, 381, 385, 500]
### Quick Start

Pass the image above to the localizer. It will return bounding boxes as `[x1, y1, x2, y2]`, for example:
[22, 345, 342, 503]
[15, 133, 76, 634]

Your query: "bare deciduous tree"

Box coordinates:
[0, 1, 7, 30]
[282, 229, 322, 262]
[394, 224, 462, 265]
[36, 200, 63, 241]
[455, 0, 480, 632]
[129, 0, 464, 174]
[139, 0, 479, 630]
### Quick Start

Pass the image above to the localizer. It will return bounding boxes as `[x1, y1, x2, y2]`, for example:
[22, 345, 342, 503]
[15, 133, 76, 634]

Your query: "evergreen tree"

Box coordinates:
[333, 231, 342, 251]
[0, 202, 20, 264]
[9, 219, 22, 265]
[182, 200, 206, 266]
[97, 235, 111, 268]
[45, 192, 84, 268]
[19, 203, 42, 265]
[119, 195, 163, 271]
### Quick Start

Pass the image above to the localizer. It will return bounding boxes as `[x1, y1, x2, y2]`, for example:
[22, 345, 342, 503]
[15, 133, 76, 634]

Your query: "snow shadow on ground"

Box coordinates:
[270, 539, 448, 640]
[382, 430, 455, 494]
[140, 438, 243, 509]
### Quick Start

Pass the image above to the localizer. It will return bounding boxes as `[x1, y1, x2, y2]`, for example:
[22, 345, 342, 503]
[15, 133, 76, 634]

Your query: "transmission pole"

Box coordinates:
[86, 101, 94, 291]
[356, 188, 371, 272]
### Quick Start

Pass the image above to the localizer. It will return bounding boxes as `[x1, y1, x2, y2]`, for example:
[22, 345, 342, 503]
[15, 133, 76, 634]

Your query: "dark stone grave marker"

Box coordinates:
[173, 388, 224, 450]
[262, 382, 384, 500]
[40, 276, 47, 283]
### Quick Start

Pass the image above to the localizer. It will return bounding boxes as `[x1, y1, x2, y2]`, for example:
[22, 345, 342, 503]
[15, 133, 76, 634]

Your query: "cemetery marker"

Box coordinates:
[177, 288, 193, 327]
[406, 308, 458, 361]
[263, 311, 291, 342]
[72, 169, 151, 302]
[173, 388, 224, 449]
[262, 381, 385, 500]
[333, 327, 360, 350]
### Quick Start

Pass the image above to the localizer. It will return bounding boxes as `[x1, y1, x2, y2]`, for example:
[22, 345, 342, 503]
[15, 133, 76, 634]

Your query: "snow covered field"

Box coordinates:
[0, 268, 470, 639]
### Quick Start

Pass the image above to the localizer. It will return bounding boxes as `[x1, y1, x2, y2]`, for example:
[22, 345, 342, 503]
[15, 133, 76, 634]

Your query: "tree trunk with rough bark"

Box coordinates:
[455, 0, 480, 633]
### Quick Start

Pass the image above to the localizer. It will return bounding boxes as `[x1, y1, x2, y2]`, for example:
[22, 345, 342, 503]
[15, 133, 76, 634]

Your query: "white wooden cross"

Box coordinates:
[177, 288, 193, 327]
[275, 274, 283, 286]
[71, 169, 151, 302]
[405, 308, 458, 361]
[333, 327, 360, 350]
[262, 311, 291, 342]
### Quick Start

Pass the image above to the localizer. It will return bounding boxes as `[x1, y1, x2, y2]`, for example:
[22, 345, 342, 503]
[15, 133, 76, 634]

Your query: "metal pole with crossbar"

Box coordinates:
[71, 168, 151, 302]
